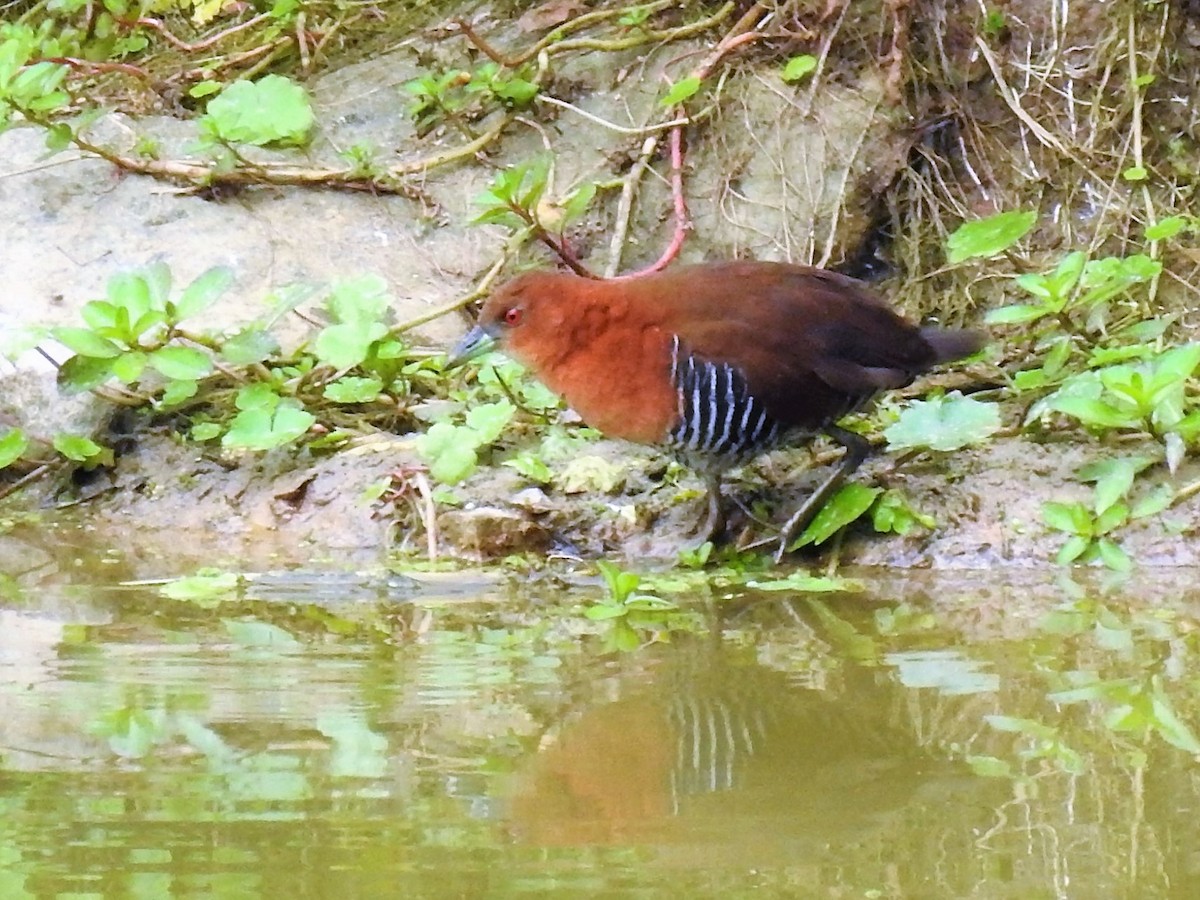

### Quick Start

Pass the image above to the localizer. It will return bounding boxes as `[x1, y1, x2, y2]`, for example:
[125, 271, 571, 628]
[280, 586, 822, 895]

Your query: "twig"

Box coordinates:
[0, 463, 56, 503]
[973, 35, 1085, 166]
[57, 107, 512, 196]
[451, 17, 511, 66]
[519, 202, 592, 275]
[1126, 6, 1165, 305]
[535, 94, 692, 136]
[605, 134, 659, 277]
[413, 470, 438, 560]
[133, 13, 270, 52]
[614, 126, 688, 278]
[1171, 478, 1200, 508]
[295, 11, 311, 72]
[391, 252, 512, 335]
[456, 2, 736, 69]
[44, 57, 149, 80]
[607, 2, 770, 278]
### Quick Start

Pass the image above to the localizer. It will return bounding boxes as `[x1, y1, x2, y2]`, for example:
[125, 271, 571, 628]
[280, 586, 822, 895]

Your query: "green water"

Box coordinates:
[2, 541, 1199, 897]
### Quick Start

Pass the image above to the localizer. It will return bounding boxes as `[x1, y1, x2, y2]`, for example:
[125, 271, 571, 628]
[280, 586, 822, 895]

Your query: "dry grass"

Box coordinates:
[888, 0, 1200, 325]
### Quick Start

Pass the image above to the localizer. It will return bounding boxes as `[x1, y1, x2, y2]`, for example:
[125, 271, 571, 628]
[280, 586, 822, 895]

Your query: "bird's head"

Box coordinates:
[447, 270, 577, 367]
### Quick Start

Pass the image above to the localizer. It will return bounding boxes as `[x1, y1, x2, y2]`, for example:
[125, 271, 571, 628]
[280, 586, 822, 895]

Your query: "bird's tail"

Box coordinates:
[920, 327, 987, 364]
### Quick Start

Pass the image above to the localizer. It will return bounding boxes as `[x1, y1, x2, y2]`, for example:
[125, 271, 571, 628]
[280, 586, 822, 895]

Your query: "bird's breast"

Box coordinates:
[532, 323, 680, 445]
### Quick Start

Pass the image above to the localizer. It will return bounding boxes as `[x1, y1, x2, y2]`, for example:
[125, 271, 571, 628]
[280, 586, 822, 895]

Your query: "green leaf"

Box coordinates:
[110, 350, 148, 383]
[314, 321, 389, 370]
[1122, 166, 1148, 182]
[596, 560, 641, 604]
[464, 400, 515, 444]
[129, 309, 167, 341]
[1079, 254, 1161, 306]
[470, 206, 527, 228]
[472, 157, 550, 223]
[222, 402, 316, 450]
[327, 274, 391, 325]
[871, 489, 935, 535]
[503, 453, 552, 484]
[53, 433, 104, 462]
[160, 569, 239, 604]
[1131, 484, 1173, 519]
[1046, 250, 1087, 295]
[202, 74, 314, 146]
[157, 380, 198, 411]
[660, 76, 701, 106]
[1150, 690, 1200, 753]
[793, 483, 881, 547]
[984, 304, 1048, 325]
[106, 271, 153, 324]
[781, 54, 817, 83]
[1042, 501, 1091, 536]
[0, 429, 28, 468]
[1145, 216, 1187, 241]
[235, 382, 280, 411]
[148, 346, 213, 380]
[80, 300, 121, 332]
[1042, 338, 1074, 379]
[585, 603, 629, 621]
[57, 355, 116, 393]
[221, 327, 280, 365]
[189, 80, 222, 98]
[1055, 534, 1091, 564]
[190, 421, 222, 441]
[1077, 457, 1150, 515]
[1154, 343, 1200, 381]
[965, 755, 1013, 778]
[492, 75, 539, 104]
[416, 421, 480, 484]
[745, 572, 864, 593]
[323, 376, 383, 403]
[173, 266, 234, 320]
[1048, 396, 1139, 429]
[946, 210, 1037, 264]
[1094, 538, 1131, 572]
[1093, 501, 1129, 534]
[141, 261, 172, 309]
[618, 5, 653, 25]
[52, 326, 123, 359]
[560, 181, 597, 226]
[884, 392, 1001, 452]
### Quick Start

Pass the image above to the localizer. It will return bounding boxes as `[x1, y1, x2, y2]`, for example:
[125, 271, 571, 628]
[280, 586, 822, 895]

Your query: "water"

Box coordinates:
[3, 536, 1200, 897]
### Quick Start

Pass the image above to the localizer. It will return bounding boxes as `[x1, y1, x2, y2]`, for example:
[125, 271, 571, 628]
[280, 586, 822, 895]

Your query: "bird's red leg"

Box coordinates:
[772, 426, 871, 563]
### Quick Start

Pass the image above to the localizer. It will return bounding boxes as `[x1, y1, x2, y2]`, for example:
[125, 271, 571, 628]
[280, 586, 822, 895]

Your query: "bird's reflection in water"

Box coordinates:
[507, 626, 987, 855]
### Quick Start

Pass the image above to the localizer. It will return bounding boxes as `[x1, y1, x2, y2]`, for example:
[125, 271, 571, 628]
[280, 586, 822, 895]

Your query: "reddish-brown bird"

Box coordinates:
[450, 261, 983, 560]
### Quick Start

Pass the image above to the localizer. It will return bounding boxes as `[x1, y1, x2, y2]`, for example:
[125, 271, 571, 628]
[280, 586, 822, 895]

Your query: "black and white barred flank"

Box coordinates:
[665, 334, 784, 462]
[664, 334, 868, 467]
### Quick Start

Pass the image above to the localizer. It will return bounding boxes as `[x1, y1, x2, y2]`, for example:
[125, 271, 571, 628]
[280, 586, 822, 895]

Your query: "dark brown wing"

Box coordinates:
[638, 262, 981, 431]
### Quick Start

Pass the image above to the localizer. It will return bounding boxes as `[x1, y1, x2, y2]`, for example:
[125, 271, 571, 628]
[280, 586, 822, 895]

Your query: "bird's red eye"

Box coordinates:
[504, 307, 522, 326]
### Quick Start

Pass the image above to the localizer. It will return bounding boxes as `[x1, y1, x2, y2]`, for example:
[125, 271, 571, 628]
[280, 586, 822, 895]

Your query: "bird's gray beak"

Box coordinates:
[446, 324, 498, 368]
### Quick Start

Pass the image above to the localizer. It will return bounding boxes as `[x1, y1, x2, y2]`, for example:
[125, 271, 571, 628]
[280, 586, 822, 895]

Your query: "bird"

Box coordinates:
[449, 260, 984, 560]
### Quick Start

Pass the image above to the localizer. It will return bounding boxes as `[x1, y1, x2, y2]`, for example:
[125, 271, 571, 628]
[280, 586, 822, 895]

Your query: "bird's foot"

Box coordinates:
[740, 490, 831, 562]
[693, 479, 725, 543]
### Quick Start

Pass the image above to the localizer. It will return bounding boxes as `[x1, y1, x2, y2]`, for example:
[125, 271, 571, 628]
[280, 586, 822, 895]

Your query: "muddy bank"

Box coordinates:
[18, 424, 1193, 571]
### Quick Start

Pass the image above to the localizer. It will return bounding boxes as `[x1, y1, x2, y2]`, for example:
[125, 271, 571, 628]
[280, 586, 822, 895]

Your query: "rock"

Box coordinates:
[437, 506, 552, 559]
